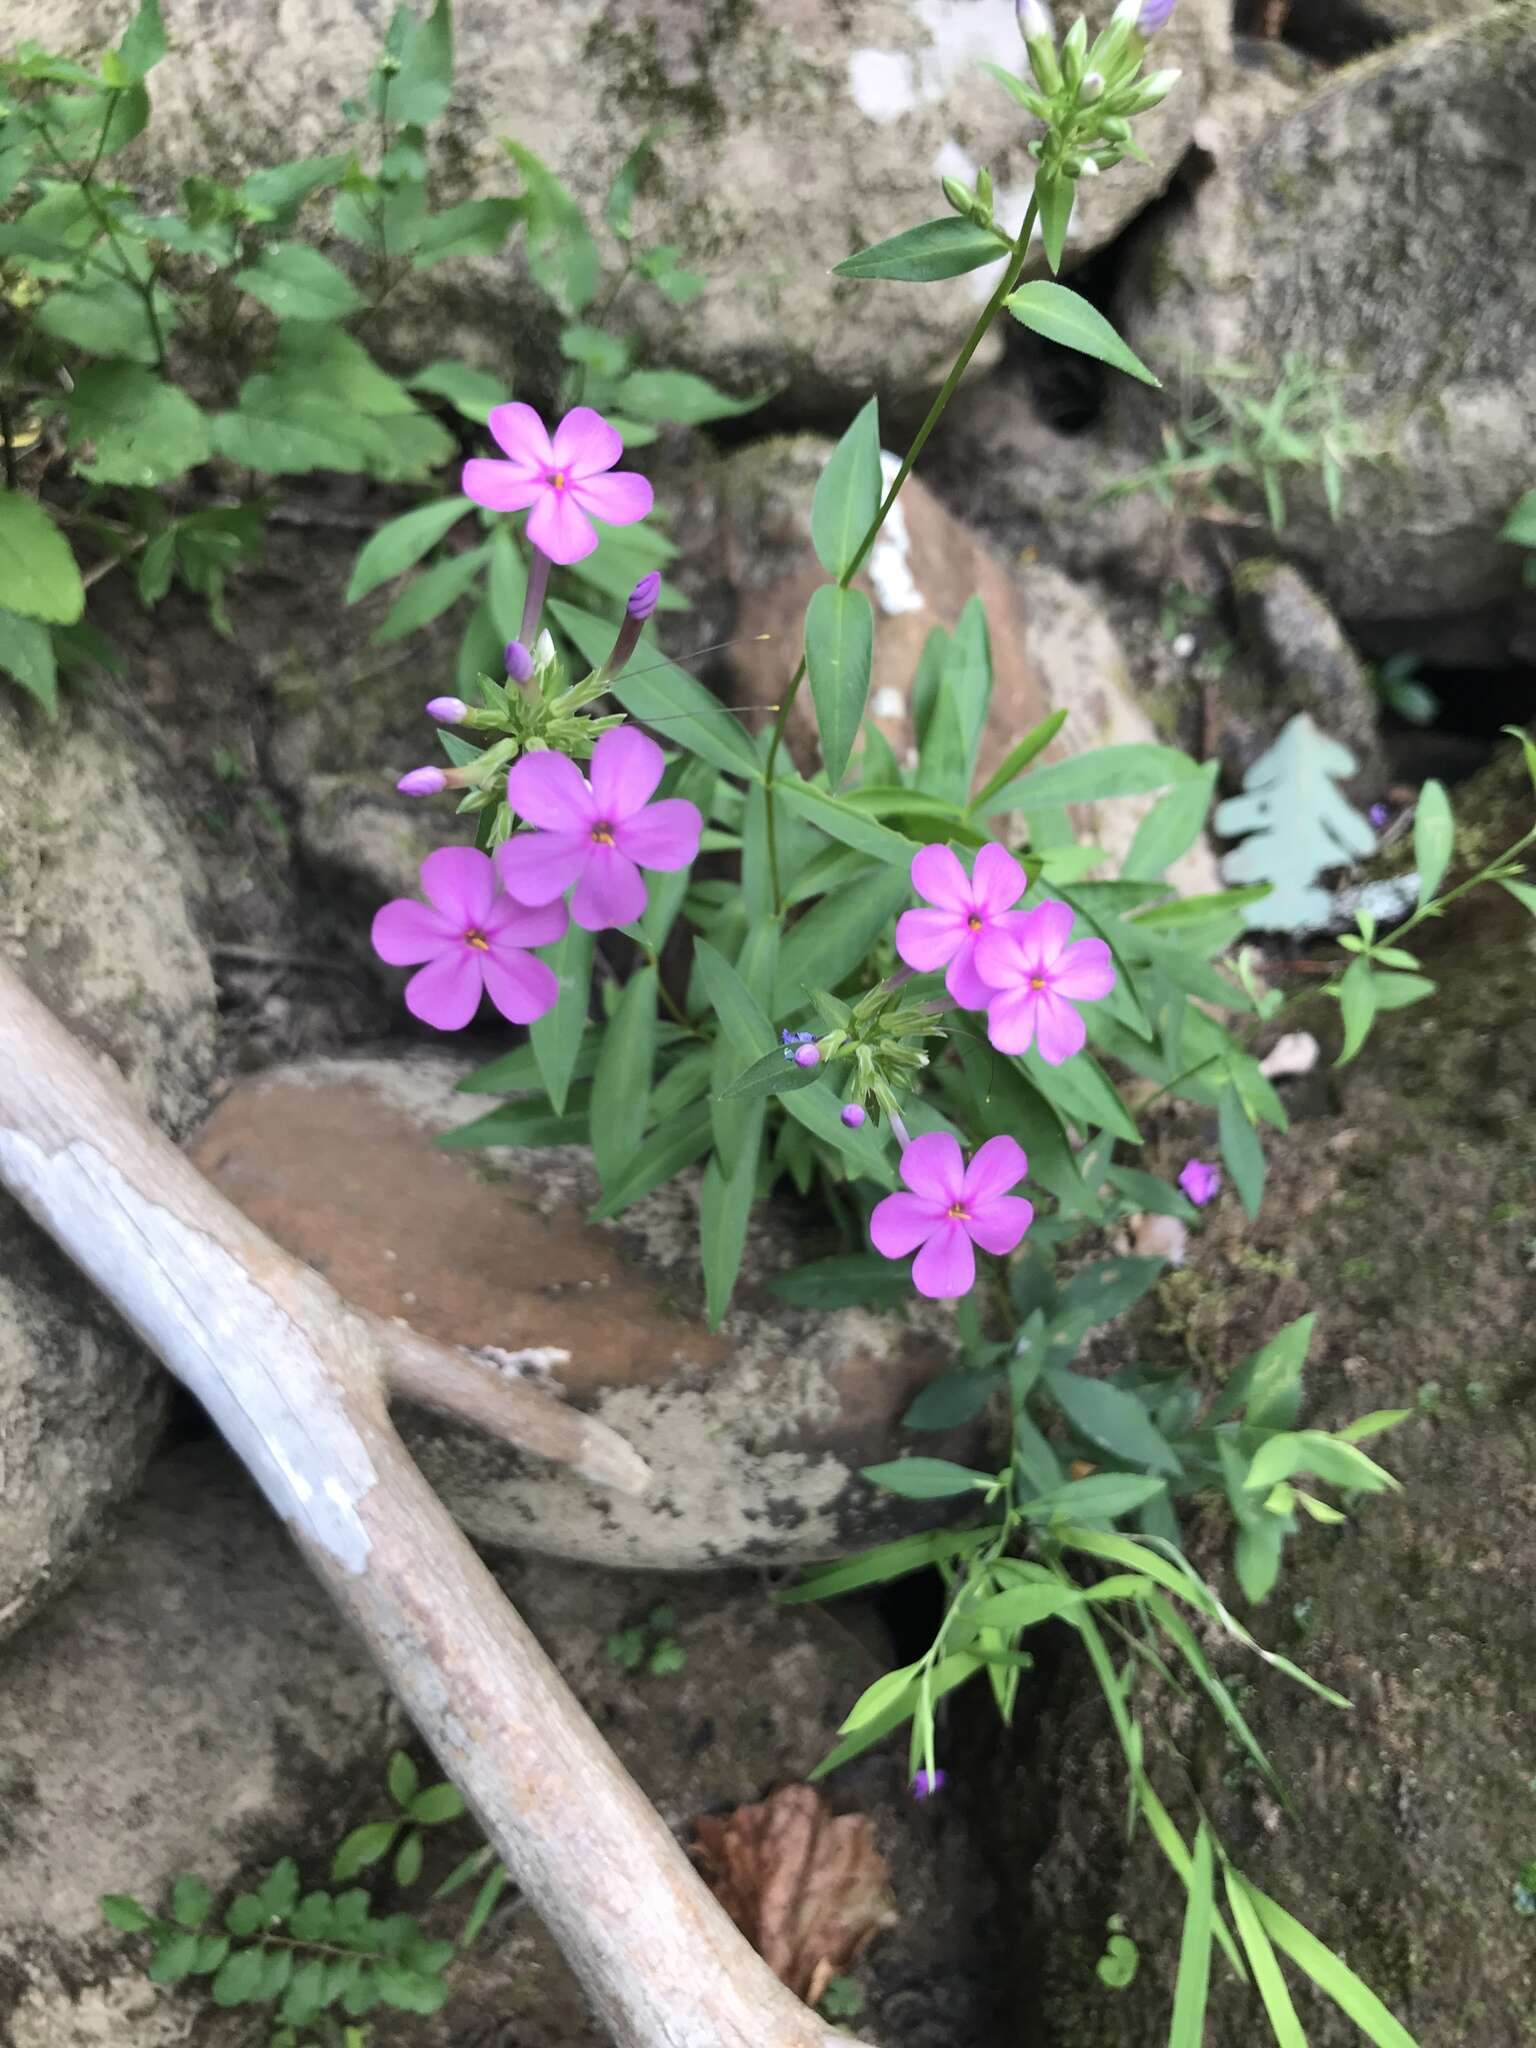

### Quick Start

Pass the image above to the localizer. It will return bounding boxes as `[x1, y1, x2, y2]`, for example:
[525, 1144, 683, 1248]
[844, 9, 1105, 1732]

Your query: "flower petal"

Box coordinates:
[507, 750, 594, 834]
[551, 405, 622, 478]
[461, 459, 545, 513]
[482, 893, 570, 948]
[495, 830, 590, 906]
[419, 846, 496, 928]
[571, 844, 647, 930]
[965, 1192, 1034, 1256]
[985, 987, 1040, 1057]
[970, 841, 1028, 918]
[481, 948, 561, 1025]
[900, 1130, 965, 1205]
[912, 1221, 976, 1300]
[526, 486, 598, 565]
[870, 1191, 946, 1260]
[943, 937, 994, 1011]
[1032, 987, 1087, 1065]
[910, 842, 972, 912]
[403, 949, 483, 1031]
[973, 922, 1026, 992]
[896, 906, 967, 974]
[962, 1134, 1029, 1206]
[371, 897, 455, 965]
[614, 798, 702, 872]
[589, 725, 664, 821]
[488, 401, 553, 470]
[1050, 936, 1116, 1002]
[1024, 898, 1076, 968]
[569, 468, 654, 528]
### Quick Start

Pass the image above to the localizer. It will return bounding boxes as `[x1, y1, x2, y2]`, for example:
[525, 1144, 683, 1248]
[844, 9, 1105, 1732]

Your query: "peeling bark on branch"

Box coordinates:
[0, 961, 868, 2048]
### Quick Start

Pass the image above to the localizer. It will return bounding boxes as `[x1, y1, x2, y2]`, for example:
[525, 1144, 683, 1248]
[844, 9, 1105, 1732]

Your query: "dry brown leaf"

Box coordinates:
[691, 1782, 897, 2004]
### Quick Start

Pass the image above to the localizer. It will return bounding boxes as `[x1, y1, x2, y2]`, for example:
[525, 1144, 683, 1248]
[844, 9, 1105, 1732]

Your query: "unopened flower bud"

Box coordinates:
[794, 1042, 821, 1070]
[505, 640, 534, 682]
[1126, 66, 1180, 110]
[942, 174, 973, 217]
[1100, 114, 1132, 142]
[627, 570, 661, 620]
[1016, 0, 1055, 39]
[1078, 154, 1101, 175]
[1079, 69, 1105, 103]
[1138, 0, 1177, 30]
[425, 696, 468, 724]
[1111, 0, 1143, 23]
[841, 1103, 867, 1129]
[396, 766, 446, 797]
[1060, 14, 1089, 88]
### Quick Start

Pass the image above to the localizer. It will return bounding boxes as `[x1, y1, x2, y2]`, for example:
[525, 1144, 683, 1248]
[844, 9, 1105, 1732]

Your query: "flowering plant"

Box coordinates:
[366, 3, 1536, 2041]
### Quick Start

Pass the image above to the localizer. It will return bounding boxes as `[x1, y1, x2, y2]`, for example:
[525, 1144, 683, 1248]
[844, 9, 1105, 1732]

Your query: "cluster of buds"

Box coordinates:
[396, 566, 662, 846]
[1013, 0, 1179, 184]
[798, 977, 951, 1131]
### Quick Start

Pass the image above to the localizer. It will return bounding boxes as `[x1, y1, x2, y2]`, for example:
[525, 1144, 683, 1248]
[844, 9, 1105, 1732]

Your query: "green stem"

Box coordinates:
[33, 102, 169, 373]
[761, 193, 1041, 915]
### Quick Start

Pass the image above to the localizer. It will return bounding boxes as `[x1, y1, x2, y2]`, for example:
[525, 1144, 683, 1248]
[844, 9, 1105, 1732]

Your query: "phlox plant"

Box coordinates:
[371, 6, 1536, 2039]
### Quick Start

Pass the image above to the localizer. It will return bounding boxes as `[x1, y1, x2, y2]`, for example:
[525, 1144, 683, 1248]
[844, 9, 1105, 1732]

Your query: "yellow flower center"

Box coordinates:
[947, 1203, 969, 1222]
[550, 469, 567, 491]
[465, 929, 490, 952]
[591, 823, 615, 845]
[1030, 975, 1047, 991]
[967, 915, 983, 932]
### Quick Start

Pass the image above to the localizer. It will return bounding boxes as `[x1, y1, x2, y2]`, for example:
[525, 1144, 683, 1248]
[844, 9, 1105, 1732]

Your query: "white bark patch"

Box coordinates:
[868, 451, 925, 617]
[0, 1131, 377, 1572]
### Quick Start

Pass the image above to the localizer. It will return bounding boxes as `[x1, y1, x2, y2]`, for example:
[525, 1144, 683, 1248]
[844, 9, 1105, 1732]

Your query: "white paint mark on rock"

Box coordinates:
[848, 47, 917, 122]
[852, 3, 1022, 125]
[867, 450, 925, 617]
[0, 1130, 377, 1572]
[932, 137, 978, 187]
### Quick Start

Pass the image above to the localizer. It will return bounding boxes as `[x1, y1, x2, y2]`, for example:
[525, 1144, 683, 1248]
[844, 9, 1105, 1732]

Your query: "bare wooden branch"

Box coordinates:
[0, 960, 866, 2048]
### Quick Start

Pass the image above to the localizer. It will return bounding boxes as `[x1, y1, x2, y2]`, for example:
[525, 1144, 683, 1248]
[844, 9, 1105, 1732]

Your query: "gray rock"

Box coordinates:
[188, 1054, 977, 1569]
[30, 0, 1230, 408]
[0, 699, 217, 1643]
[1113, 7, 1536, 627]
[1286, 0, 1516, 60]
[1223, 556, 1384, 788]
[0, 1444, 399, 2048]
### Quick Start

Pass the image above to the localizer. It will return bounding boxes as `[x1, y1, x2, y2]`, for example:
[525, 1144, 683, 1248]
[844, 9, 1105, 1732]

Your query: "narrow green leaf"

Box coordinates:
[771, 777, 922, 866]
[1208, 1314, 1313, 1428]
[918, 595, 992, 804]
[551, 599, 759, 779]
[1020, 1473, 1167, 1521]
[1023, 1046, 1141, 1145]
[982, 743, 1198, 814]
[346, 497, 471, 603]
[833, 216, 1009, 283]
[1043, 1366, 1180, 1475]
[782, 1528, 996, 1605]
[701, 1102, 765, 1327]
[1121, 762, 1218, 880]
[1248, 1886, 1418, 2047]
[614, 368, 766, 426]
[1217, 1084, 1265, 1218]
[719, 1047, 821, 1102]
[587, 1101, 713, 1220]
[861, 1456, 993, 1500]
[1336, 956, 1378, 1066]
[805, 584, 874, 788]
[775, 865, 910, 1015]
[1223, 1870, 1308, 2048]
[767, 1254, 913, 1310]
[370, 545, 489, 644]
[590, 966, 658, 1194]
[0, 491, 85, 624]
[1245, 1430, 1399, 1497]
[902, 1368, 1000, 1431]
[1411, 778, 1453, 908]
[968, 709, 1068, 814]
[1007, 281, 1160, 388]
[810, 398, 881, 578]
[530, 923, 593, 1116]
[1169, 1825, 1215, 2047]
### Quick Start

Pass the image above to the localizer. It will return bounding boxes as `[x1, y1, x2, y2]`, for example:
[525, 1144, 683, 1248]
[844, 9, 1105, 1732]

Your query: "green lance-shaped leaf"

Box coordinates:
[860, 1457, 995, 1501]
[1213, 713, 1377, 933]
[804, 585, 874, 789]
[1043, 1366, 1180, 1476]
[1006, 281, 1161, 389]
[1412, 777, 1453, 908]
[1034, 170, 1073, 274]
[811, 397, 882, 579]
[1217, 1081, 1266, 1217]
[346, 497, 472, 604]
[833, 217, 1010, 283]
[590, 965, 658, 1195]
[531, 923, 594, 1117]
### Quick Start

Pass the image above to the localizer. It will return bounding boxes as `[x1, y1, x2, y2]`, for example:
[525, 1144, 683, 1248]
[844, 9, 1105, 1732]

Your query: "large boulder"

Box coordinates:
[189, 1054, 975, 1569]
[997, 831, 1536, 2045]
[0, 1444, 400, 2048]
[30, 0, 1229, 408]
[1286, 0, 1515, 60]
[1112, 8, 1536, 630]
[675, 436, 1222, 893]
[0, 697, 217, 1644]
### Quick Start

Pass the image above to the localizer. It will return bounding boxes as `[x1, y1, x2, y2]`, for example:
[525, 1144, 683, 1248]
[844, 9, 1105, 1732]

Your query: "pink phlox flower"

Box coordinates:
[371, 846, 567, 1031]
[1178, 1158, 1222, 1208]
[974, 899, 1115, 1065]
[462, 403, 653, 566]
[895, 842, 1029, 1009]
[870, 1131, 1034, 1301]
[498, 726, 702, 932]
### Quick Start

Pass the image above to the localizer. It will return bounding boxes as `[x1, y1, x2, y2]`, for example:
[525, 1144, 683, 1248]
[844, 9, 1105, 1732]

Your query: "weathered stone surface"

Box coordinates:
[1223, 556, 1384, 788]
[676, 436, 1221, 893]
[0, 698, 217, 1644]
[0, 1444, 399, 2047]
[998, 867, 1536, 2045]
[31, 0, 1229, 408]
[189, 1054, 975, 1568]
[1113, 8, 1536, 627]
[1287, 0, 1514, 60]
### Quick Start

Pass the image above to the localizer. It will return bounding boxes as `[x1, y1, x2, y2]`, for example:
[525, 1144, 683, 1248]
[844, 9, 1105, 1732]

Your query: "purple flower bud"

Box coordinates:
[1137, 0, 1177, 29]
[627, 571, 662, 621]
[794, 1042, 821, 1070]
[911, 1768, 948, 1801]
[1369, 802, 1390, 829]
[841, 1103, 867, 1129]
[505, 640, 535, 683]
[426, 696, 468, 725]
[1178, 1158, 1222, 1209]
[396, 766, 447, 797]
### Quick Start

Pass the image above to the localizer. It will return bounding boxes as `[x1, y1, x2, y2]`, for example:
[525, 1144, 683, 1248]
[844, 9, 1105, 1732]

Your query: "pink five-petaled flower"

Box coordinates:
[499, 726, 702, 933]
[975, 900, 1115, 1065]
[371, 847, 567, 1031]
[1179, 1158, 1222, 1208]
[462, 403, 653, 567]
[896, 842, 1029, 1009]
[870, 1132, 1034, 1301]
